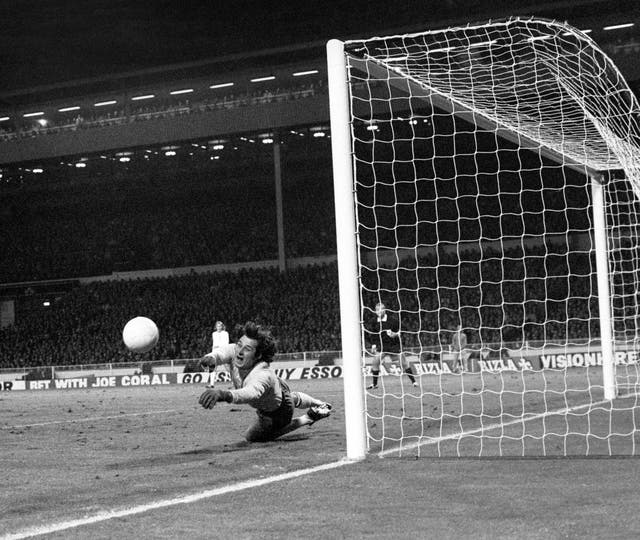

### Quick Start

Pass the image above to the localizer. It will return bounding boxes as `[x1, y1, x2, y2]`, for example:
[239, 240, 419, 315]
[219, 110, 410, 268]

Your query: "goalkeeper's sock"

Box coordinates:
[292, 391, 319, 409]
[368, 370, 380, 388]
[405, 369, 416, 384]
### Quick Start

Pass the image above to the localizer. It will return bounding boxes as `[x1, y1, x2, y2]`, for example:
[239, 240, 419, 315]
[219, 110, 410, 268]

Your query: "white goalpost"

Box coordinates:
[328, 17, 640, 458]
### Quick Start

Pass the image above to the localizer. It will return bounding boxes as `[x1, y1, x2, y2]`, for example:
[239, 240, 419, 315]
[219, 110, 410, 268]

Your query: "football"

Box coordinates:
[122, 316, 159, 353]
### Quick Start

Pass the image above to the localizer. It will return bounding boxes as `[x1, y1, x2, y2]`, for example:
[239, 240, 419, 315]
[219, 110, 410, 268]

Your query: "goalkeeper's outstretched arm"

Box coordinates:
[200, 343, 235, 371]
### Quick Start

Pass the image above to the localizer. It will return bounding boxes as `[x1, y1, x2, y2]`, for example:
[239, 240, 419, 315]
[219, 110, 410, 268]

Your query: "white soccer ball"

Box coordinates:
[122, 316, 159, 354]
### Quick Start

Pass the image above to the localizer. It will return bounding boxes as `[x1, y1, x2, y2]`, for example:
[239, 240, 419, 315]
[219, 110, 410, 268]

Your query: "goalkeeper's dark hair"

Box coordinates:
[243, 321, 277, 363]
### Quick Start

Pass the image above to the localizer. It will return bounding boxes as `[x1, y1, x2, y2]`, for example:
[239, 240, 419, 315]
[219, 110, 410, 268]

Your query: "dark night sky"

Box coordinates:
[0, 0, 630, 94]
[0, 0, 432, 93]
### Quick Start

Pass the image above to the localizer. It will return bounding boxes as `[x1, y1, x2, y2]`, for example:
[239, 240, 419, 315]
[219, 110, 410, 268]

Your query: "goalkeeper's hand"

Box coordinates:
[199, 387, 233, 409]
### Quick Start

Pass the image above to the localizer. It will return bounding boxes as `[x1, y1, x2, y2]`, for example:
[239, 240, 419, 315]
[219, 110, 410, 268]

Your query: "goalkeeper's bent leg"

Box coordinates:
[244, 383, 331, 442]
[245, 412, 328, 442]
[268, 416, 313, 440]
[244, 417, 309, 442]
[270, 404, 332, 439]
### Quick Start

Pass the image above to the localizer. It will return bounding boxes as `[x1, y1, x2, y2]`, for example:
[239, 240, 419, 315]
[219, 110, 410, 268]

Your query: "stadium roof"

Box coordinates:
[0, 0, 636, 100]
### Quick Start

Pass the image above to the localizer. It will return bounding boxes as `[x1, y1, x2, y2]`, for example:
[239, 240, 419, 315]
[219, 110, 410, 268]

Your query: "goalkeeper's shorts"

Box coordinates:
[245, 379, 294, 442]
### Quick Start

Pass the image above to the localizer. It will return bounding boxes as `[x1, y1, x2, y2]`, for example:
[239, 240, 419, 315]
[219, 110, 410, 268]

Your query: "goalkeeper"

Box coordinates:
[198, 321, 332, 442]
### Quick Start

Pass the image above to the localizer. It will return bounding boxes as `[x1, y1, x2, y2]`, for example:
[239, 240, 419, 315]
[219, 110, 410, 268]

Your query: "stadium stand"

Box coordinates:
[0, 264, 341, 368]
[0, 139, 335, 282]
[0, 243, 599, 368]
[361, 247, 597, 350]
[2, 4, 638, 372]
[0, 80, 325, 141]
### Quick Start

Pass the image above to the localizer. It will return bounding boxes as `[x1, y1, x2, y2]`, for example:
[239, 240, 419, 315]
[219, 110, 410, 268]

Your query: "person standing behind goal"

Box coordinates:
[366, 302, 418, 390]
[211, 321, 230, 350]
[209, 321, 230, 384]
[451, 324, 469, 373]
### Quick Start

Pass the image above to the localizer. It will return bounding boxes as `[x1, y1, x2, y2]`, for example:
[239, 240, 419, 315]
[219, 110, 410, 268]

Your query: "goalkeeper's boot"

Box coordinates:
[308, 403, 332, 423]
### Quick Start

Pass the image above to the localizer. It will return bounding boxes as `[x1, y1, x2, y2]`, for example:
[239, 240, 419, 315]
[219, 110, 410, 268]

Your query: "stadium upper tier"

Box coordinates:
[1, 1, 639, 165]
[0, 65, 329, 165]
[0, 133, 335, 283]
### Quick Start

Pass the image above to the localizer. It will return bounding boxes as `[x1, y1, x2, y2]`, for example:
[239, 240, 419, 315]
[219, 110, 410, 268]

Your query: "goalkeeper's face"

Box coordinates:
[233, 335, 260, 370]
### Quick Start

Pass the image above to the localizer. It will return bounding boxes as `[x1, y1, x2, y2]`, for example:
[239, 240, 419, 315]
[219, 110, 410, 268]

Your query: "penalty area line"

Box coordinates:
[1, 459, 353, 540]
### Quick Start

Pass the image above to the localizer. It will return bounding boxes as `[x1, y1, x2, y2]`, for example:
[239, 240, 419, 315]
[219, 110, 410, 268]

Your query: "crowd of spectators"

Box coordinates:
[361, 246, 605, 351]
[0, 150, 336, 282]
[602, 36, 640, 57]
[0, 243, 619, 369]
[2, 54, 635, 369]
[0, 133, 629, 370]
[0, 264, 341, 368]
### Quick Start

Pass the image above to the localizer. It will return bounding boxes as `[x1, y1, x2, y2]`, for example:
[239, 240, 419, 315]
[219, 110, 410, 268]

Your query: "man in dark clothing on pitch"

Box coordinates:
[366, 302, 417, 390]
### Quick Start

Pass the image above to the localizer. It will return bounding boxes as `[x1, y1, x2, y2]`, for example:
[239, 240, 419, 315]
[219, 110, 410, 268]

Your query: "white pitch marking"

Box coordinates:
[1, 459, 353, 540]
[4, 388, 637, 537]
[0, 409, 184, 430]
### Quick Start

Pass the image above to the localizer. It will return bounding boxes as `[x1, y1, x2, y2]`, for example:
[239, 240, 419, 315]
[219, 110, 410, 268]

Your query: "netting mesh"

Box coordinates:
[347, 17, 640, 180]
[340, 17, 640, 456]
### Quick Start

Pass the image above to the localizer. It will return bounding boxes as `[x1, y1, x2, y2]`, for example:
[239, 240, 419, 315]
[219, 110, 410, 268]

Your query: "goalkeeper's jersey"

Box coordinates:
[211, 344, 283, 413]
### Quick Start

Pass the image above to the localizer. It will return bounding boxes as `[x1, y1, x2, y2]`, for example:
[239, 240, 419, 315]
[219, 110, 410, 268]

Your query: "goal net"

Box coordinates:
[327, 17, 640, 458]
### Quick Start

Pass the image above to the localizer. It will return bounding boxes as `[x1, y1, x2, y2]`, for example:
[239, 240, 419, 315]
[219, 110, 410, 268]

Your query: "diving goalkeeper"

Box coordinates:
[198, 321, 332, 442]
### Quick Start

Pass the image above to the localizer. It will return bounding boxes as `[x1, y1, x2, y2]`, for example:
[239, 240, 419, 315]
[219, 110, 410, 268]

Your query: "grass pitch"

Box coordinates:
[2, 375, 640, 539]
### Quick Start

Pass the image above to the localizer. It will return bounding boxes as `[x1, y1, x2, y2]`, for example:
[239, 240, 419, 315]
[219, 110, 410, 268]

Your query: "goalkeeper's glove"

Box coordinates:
[199, 387, 233, 409]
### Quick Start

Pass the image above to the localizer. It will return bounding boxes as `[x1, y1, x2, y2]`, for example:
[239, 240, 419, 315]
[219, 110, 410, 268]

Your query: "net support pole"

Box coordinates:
[327, 39, 367, 460]
[273, 137, 286, 272]
[591, 175, 617, 400]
